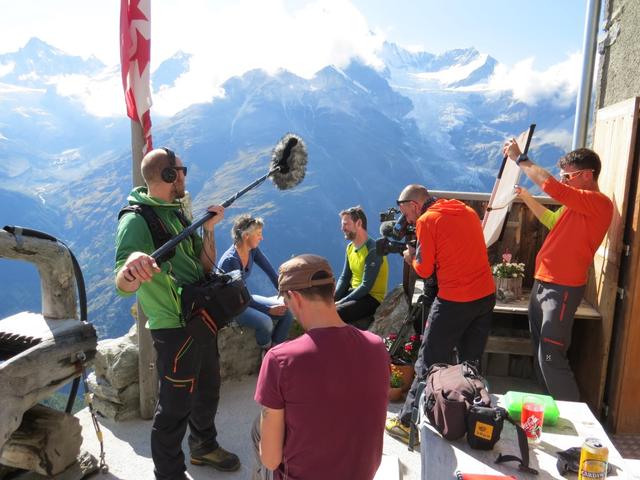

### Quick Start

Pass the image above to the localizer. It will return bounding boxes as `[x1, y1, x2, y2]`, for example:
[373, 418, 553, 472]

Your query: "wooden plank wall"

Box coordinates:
[574, 98, 639, 419]
[599, 98, 640, 433]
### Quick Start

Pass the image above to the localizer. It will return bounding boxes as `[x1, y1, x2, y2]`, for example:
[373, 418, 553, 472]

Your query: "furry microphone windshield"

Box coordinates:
[269, 133, 307, 190]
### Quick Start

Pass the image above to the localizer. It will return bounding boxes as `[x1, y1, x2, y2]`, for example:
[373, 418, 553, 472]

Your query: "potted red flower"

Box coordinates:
[384, 333, 422, 392]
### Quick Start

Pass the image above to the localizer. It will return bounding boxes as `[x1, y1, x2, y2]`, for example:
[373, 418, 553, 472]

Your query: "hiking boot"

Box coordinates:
[385, 417, 418, 445]
[190, 446, 241, 472]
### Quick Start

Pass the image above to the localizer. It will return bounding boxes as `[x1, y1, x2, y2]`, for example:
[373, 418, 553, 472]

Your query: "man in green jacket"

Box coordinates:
[115, 147, 239, 479]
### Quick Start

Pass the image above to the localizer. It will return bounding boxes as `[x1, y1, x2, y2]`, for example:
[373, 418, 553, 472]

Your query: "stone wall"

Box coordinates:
[597, 0, 640, 108]
[89, 286, 408, 421]
[89, 321, 263, 421]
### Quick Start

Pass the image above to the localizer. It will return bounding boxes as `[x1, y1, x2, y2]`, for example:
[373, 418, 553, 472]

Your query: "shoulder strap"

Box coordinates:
[118, 204, 176, 264]
[173, 209, 191, 229]
[494, 408, 539, 475]
[173, 208, 199, 249]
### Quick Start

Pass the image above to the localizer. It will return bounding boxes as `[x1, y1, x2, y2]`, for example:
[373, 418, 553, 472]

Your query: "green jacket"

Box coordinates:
[114, 187, 204, 329]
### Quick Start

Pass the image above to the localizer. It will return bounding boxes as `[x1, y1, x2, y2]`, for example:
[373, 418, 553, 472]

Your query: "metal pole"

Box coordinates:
[572, 0, 602, 150]
[129, 120, 158, 420]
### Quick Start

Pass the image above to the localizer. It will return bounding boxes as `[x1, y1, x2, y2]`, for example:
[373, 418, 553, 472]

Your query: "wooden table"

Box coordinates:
[419, 395, 628, 479]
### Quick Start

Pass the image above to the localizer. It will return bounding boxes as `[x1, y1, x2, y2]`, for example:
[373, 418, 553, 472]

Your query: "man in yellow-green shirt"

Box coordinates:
[334, 206, 388, 329]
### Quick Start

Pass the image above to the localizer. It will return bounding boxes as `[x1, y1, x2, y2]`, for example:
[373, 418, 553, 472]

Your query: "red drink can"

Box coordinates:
[521, 397, 545, 442]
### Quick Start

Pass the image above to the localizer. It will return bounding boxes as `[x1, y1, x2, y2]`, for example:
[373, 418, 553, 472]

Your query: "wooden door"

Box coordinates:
[602, 98, 640, 433]
[571, 97, 639, 420]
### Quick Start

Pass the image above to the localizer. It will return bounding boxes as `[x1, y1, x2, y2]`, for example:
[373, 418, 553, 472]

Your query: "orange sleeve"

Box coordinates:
[413, 214, 435, 279]
[542, 177, 609, 217]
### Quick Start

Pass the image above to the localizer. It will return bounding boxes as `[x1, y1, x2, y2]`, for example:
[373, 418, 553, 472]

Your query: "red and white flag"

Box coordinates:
[120, 0, 153, 153]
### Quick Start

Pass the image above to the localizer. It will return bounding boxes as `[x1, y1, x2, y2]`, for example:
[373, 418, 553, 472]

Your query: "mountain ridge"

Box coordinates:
[0, 37, 573, 338]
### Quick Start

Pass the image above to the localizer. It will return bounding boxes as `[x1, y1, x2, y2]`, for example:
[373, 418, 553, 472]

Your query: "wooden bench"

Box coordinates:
[485, 335, 533, 356]
[411, 281, 602, 373]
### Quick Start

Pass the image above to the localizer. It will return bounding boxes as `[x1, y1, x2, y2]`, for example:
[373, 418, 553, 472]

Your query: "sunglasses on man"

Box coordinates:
[559, 169, 592, 181]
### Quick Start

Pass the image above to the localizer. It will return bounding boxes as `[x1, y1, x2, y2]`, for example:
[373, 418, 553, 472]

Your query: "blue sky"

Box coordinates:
[0, 0, 590, 117]
[0, 0, 587, 67]
[350, 0, 588, 68]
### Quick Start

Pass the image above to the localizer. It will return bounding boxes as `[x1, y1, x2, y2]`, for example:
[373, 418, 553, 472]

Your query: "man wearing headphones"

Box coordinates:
[115, 148, 240, 479]
[385, 184, 495, 445]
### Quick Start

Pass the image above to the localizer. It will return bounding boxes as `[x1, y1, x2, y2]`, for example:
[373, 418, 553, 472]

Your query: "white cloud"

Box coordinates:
[41, 0, 386, 117]
[13, 106, 50, 118]
[0, 82, 43, 95]
[534, 128, 573, 151]
[1, 0, 581, 118]
[485, 52, 581, 106]
[149, 0, 384, 115]
[0, 62, 15, 78]
[50, 68, 126, 117]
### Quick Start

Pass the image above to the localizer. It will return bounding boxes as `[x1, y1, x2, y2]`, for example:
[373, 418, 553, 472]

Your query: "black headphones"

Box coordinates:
[160, 147, 177, 183]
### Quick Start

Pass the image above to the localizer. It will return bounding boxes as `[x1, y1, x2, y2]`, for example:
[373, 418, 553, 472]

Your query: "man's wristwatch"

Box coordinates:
[516, 153, 529, 165]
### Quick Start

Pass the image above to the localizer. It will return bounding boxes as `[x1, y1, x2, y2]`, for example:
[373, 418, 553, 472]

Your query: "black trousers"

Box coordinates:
[151, 327, 221, 480]
[528, 280, 584, 401]
[399, 293, 495, 425]
[336, 293, 380, 328]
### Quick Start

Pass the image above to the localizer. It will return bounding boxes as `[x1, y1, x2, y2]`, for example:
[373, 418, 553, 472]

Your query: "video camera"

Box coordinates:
[375, 207, 416, 256]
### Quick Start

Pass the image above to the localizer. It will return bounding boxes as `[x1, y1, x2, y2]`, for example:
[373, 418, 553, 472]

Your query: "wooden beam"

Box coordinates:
[484, 335, 534, 356]
[0, 231, 76, 320]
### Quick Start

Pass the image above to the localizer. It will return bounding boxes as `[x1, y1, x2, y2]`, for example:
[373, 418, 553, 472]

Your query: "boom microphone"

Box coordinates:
[151, 133, 308, 262]
[269, 133, 307, 190]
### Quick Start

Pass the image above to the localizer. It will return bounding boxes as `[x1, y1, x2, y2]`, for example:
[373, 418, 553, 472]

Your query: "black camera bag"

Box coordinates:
[466, 405, 504, 450]
[180, 270, 250, 342]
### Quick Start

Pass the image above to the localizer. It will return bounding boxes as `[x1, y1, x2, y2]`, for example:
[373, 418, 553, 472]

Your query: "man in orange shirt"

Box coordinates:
[503, 141, 613, 401]
[385, 184, 495, 444]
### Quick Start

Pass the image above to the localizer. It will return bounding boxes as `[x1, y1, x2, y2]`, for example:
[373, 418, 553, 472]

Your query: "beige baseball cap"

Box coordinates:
[278, 254, 335, 294]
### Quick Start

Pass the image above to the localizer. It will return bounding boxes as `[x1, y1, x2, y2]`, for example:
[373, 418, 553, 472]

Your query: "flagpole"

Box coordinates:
[130, 121, 145, 187]
[121, 0, 157, 420]
[129, 120, 158, 420]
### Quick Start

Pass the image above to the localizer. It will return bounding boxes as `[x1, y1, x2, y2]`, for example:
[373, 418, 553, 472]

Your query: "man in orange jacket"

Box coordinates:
[386, 184, 495, 444]
[503, 141, 613, 401]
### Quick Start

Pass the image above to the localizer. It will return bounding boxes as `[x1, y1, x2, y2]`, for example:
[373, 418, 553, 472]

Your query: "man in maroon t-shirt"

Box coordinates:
[253, 254, 390, 480]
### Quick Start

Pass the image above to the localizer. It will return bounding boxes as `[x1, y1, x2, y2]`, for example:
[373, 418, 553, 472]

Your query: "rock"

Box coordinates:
[87, 373, 139, 406]
[126, 319, 138, 345]
[94, 337, 139, 389]
[14, 451, 100, 480]
[370, 285, 411, 339]
[0, 405, 82, 476]
[218, 324, 262, 380]
[92, 395, 139, 422]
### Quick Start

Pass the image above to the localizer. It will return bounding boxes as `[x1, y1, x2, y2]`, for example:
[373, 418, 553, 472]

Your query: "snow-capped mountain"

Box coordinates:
[0, 38, 575, 337]
[0, 37, 104, 86]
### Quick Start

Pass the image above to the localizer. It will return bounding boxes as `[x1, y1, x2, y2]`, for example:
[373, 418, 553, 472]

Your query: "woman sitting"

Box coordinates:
[218, 214, 293, 353]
